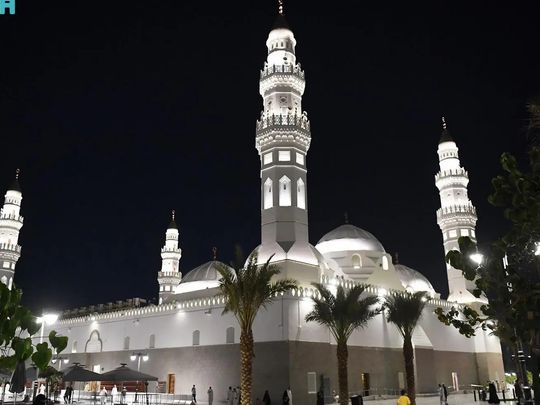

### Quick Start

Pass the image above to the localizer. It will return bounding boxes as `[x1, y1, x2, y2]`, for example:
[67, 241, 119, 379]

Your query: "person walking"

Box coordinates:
[397, 389, 411, 405]
[287, 387, 292, 405]
[442, 384, 448, 405]
[99, 387, 108, 405]
[207, 387, 213, 405]
[232, 388, 239, 405]
[438, 384, 446, 405]
[111, 385, 118, 403]
[316, 390, 324, 405]
[191, 385, 197, 403]
[262, 390, 271, 405]
[63, 385, 73, 404]
[227, 387, 233, 405]
[121, 386, 127, 404]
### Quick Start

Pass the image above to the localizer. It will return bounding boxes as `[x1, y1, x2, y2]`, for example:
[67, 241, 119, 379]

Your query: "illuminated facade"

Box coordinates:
[435, 119, 479, 303]
[0, 170, 23, 289]
[34, 8, 504, 405]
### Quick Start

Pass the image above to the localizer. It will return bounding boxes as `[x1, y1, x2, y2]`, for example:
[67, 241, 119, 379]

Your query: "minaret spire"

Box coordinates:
[435, 122, 478, 302]
[0, 171, 24, 289]
[278, 0, 284, 15]
[158, 212, 182, 304]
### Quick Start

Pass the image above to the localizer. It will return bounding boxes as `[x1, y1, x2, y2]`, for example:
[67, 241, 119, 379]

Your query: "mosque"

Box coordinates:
[0, 7, 504, 405]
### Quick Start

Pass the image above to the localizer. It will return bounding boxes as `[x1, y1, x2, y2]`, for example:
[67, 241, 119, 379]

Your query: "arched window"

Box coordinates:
[279, 176, 291, 206]
[382, 256, 389, 270]
[297, 178, 305, 209]
[149, 334, 156, 349]
[85, 330, 103, 353]
[352, 255, 362, 270]
[226, 327, 235, 344]
[192, 330, 200, 346]
[264, 178, 273, 209]
[71, 341, 78, 354]
[123, 336, 130, 350]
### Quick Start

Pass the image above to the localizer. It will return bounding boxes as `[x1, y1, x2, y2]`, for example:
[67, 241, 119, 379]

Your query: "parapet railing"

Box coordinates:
[436, 204, 477, 218]
[435, 168, 468, 181]
[260, 63, 305, 80]
[0, 213, 23, 223]
[0, 243, 21, 253]
[256, 113, 310, 132]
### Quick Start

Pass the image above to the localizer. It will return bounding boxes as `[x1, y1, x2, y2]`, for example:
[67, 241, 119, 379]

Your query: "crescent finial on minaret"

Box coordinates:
[344, 211, 349, 224]
[442, 116, 447, 130]
[212, 247, 218, 261]
[278, 0, 284, 15]
[171, 209, 175, 221]
[15, 168, 20, 180]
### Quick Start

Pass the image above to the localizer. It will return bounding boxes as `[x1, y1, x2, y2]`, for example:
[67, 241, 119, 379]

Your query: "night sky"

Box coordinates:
[1, 1, 539, 312]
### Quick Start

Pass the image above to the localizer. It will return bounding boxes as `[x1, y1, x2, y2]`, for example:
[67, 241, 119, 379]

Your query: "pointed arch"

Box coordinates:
[279, 176, 291, 206]
[352, 254, 362, 269]
[264, 178, 273, 209]
[297, 178, 305, 209]
[85, 330, 103, 353]
[382, 256, 389, 270]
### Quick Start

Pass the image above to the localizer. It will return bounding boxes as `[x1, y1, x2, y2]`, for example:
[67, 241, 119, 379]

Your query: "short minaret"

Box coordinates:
[157, 210, 182, 304]
[256, 4, 311, 257]
[0, 169, 24, 289]
[435, 118, 478, 302]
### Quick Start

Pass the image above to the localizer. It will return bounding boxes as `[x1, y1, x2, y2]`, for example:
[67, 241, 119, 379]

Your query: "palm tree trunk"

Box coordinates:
[240, 328, 254, 405]
[403, 333, 416, 405]
[336, 340, 349, 405]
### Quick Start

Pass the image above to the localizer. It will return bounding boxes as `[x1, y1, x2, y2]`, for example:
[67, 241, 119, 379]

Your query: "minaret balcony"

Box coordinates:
[436, 204, 477, 220]
[0, 243, 21, 255]
[256, 113, 311, 151]
[161, 247, 181, 253]
[0, 213, 24, 224]
[158, 272, 182, 285]
[260, 63, 305, 80]
[435, 168, 468, 182]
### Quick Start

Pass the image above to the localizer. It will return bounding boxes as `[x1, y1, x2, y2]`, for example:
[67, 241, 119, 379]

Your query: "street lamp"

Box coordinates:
[51, 356, 69, 370]
[37, 313, 59, 344]
[130, 352, 149, 403]
[470, 252, 484, 265]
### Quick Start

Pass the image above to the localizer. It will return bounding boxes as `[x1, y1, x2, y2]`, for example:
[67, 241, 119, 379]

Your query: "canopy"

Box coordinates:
[100, 365, 157, 382]
[62, 365, 102, 382]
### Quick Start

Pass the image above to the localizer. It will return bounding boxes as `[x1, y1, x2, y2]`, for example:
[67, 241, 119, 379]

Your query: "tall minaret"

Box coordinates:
[255, 4, 312, 262]
[435, 118, 478, 303]
[157, 211, 182, 304]
[0, 170, 24, 289]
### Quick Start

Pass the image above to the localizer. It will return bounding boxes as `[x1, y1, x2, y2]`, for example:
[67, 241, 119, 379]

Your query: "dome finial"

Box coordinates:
[278, 0, 284, 15]
[442, 116, 447, 130]
[212, 247, 218, 261]
[171, 209, 175, 221]
[344, 211, 349, 224]
[15, 168, 20, 180]
[394, 252, 399, 264]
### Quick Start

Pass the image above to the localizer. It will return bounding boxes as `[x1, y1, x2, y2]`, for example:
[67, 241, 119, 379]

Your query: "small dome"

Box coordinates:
[168, 219, 178, 230]
[316, 224, 386, 253]
[394, 264, 436, 296]
[9, 178, 21, 193]
[181, 261, 233, 284]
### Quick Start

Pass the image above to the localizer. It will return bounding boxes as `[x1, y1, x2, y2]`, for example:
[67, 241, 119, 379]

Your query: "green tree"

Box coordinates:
[0, 282, 67, 377]
[305, 283, 379, 405]
[383, 292, 427, 405]
[216, 253, 297, 405]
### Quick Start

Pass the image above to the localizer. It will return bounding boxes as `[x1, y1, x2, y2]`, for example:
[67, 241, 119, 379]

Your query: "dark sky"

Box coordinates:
[1, 1, 539, 312]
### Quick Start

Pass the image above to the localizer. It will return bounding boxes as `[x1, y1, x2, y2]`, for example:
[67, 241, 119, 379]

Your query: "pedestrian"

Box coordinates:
[282, 390, 289, 405]
[442, 384, 448, 405]
[287, 387, 292, 405]
[438, 384, 446, 405]
[63, 385, 73, 404]
[316, 390, 324, 405]
[232, 388, 239, 405]
[397, 389, 411, 405]
[263, 390, 271, 405]
[237, 387, 241, 404]
[488, 382, 500, 404]
[121, 386, 127, 404]
[207, 387, 213, 405]
[191, 385, 197, 403]
[227, 387, 233, 405]
[99, 386, 108, 405]
[111, 385, 118, 403]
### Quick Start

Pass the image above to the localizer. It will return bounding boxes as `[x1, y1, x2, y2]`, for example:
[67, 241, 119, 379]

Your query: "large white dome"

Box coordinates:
[394, 264, 436, 296]
[316, 224, 386, 254]
[175, 261, 233, 295]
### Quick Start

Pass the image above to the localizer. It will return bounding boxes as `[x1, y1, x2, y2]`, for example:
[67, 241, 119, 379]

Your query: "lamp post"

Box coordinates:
[51, 356, 69, 371]
[130, 352, 148, 403]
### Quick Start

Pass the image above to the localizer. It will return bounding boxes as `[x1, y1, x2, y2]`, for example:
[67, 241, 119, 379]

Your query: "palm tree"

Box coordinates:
[216, 252, 297, 405]
[383, 291, 428, 405]
[305, 283, 379, 405]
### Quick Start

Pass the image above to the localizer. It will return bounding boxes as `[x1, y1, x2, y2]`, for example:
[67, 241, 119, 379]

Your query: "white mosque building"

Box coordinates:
[3, 8, 504, 405]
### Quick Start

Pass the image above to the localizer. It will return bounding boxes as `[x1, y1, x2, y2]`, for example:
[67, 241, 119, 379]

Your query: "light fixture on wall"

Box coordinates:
[204, 308, 212, 316]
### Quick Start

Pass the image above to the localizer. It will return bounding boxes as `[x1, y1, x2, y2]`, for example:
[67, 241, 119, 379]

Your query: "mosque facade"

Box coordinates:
[2, 9, 504, 405]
